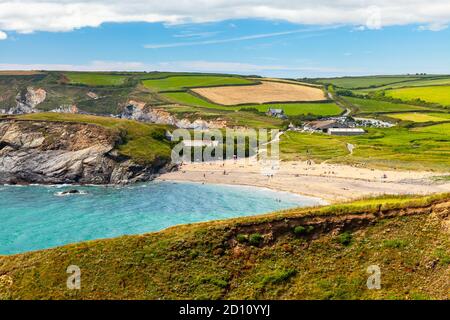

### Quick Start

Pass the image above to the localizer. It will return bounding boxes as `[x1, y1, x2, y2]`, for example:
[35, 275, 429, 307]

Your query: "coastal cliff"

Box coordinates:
[0, 118, 173, 184]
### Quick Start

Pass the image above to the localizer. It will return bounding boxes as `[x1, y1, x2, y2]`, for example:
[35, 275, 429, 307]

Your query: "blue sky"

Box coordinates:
[1, 1, 450, 77]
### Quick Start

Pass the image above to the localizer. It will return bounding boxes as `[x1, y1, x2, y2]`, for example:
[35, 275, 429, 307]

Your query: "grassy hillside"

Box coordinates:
[0, 193, 448, 300]
[342, 96, 429, 114]
[280, 125, 450, 171]
[64, 72, 129, 86]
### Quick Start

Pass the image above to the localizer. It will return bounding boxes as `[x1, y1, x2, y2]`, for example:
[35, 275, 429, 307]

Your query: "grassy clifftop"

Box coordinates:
[0, 193, 449, 300]
[7, 113, 173, 165]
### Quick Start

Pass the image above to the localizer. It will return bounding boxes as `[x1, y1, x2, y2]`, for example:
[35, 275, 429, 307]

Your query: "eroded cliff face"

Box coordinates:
[8, 87, 47, 115]
[120, 100, 227, 129]
[0, 120, 171, 185]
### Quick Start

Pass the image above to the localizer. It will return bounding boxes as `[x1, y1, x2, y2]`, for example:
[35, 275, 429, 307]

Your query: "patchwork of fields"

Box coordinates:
[162, 91, 341, 116]
[315, 76, 423, 89]
[2, 71, 450, 172]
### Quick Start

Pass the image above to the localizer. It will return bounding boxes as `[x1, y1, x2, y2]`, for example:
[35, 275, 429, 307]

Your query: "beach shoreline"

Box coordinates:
[158, 159, 450, 203]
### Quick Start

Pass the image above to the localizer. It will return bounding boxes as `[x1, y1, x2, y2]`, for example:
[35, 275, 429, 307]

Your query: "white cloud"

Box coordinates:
[0, 1, 449, 34]
[0, 60, 357, 76]
[0, 61, 148, 72]
[0, 30, 7, 40]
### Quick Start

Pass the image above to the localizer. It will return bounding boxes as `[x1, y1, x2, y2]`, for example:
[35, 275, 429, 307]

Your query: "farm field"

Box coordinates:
[192, 81, 326, 106]
[142, 75, 255, 92]
[162, 91, 342, 116]
[413, 123, 450, 134]
[280, 125, 450, 171]
[192, 81, 326, 105]
[388, 112, 450, 123]
[315, 76, 422, 89]
[385, 86, 450, 106]
[248, 77, 323, 87]
[342, 96, 429, 114]
[352, 76, 450, 93]
[64, 72, 129, 86]
[0, 71, 44, 75]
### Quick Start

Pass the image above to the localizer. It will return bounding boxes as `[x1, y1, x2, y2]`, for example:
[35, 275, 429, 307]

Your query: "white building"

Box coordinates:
[327, 128, 366, 136]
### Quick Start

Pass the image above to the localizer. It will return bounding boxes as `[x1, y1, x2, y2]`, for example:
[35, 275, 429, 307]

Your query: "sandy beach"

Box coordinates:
[158, 159, 450, 203]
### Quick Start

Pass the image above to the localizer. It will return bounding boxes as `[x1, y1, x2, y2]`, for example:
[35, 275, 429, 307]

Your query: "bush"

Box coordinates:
[261, 268, 297, 285]
[293, 225, 314, 235]
[383, 239, 407, 249]
[337, 232, 353, 246]
[248, 233, 263, 246]
[236, 234, 248, 244]
[293, 226, 306, 235]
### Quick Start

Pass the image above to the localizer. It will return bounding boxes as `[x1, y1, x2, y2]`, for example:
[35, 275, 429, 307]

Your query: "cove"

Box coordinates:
[0, 181, 325, 255]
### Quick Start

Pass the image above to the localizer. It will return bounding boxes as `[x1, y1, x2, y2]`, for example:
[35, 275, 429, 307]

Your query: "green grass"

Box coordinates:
[343, 96, 428, 114]
[413, 123, 450, 134]
[386, 86, 450, 106]
[0, 193, 448, 300]
[388, 113, 450, 123]
[163, 91, 342, 116]
[315, 76, 422, 89]
[16, 113, 172, 165]
[142, 75, 255, 92]
[64, 72, 129, 86]
[356, 77, 450, 93]
[280, 125, 450, 171]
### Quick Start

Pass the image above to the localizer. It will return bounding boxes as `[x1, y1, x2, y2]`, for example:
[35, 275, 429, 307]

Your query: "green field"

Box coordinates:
[163, 92, 342, 116]
[413, 123, 450, 134]
[65, 72, 129, 86]
[386, 86, 450, 106]
[17, 113, 172, 165]
[280, 125, 450, 171]
[389, 112, 450, 123]
[142, 75, 255, 92]
[356, 77, 450, 93]
[343, 96, 428, 114]
[1, 193, 448, 300]
[315, 76, 422, 89]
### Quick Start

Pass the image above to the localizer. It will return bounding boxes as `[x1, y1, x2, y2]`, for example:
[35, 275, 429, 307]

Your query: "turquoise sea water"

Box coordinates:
[0, 181, 324, 255]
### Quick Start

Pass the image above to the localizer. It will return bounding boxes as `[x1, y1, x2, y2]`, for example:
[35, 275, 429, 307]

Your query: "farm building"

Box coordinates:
[266, 108, 287, 119]
[327, 128, 366, 136]
[304, 120, 347, 132]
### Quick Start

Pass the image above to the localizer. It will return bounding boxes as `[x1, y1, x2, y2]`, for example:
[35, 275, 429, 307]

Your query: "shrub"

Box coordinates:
[248, 233, 263, 246]
[293, 225, 314, 236]
[236, 234, 248, 244]
[337, 232, 353, 246]
[383, 239, 407, 249]
[293, 226, 306, 235]
[261, 268, 297, 285]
